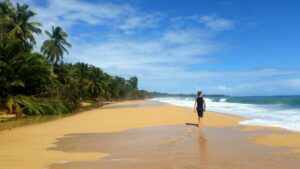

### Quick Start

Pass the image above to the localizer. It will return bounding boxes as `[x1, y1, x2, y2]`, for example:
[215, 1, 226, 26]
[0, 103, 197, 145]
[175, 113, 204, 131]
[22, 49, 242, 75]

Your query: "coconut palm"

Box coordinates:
[109, 76, 126, 99]
[127, 76, 138, 89]
[11, 3, 41, 46]
[0, 0, 14, 19]
[1, 1, 42, 48]
[0, 0, 15, 43]
[0, 39, 26, 100]
[0, 39, 52, 99]
[87, 67, 107, 100]
[74, 62, 91, 98]
[41, 26, 72, 64]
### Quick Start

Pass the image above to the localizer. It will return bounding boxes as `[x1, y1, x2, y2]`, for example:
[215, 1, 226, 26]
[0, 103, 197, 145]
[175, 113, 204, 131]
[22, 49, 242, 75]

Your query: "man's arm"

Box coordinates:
[203, 99, 206, 111]
[194, 99, 197, 113]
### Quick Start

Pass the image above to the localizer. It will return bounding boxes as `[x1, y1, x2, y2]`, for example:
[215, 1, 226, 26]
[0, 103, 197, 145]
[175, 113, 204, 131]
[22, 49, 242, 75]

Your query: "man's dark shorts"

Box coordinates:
[197, 108, 204, 118]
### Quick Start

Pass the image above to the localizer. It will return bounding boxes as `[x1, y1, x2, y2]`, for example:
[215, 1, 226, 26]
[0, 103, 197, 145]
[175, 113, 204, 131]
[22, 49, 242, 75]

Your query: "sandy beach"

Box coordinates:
[0, 100, 300, 169]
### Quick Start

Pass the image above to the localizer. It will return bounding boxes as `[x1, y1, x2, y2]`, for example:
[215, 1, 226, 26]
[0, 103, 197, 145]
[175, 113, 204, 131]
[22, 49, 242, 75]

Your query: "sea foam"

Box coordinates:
[150, 96, 300, 132]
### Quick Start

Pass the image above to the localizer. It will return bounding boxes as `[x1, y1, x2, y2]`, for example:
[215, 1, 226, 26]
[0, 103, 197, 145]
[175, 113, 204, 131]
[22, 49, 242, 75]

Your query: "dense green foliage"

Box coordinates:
[0, 0, 145, 117]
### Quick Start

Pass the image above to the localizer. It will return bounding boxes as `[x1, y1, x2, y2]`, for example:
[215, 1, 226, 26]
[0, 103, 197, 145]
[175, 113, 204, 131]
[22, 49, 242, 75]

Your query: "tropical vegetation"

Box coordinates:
[0, 0, 147, 118]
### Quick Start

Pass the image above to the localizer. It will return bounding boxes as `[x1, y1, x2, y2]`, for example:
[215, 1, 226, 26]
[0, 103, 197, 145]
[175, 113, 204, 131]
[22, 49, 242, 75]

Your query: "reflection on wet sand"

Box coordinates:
[198, 128, 208, 168]
[48, 125, 300, 169]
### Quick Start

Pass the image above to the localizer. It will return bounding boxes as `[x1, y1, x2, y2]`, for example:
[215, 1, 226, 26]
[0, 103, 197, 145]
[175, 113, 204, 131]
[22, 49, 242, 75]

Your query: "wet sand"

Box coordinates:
[0, 100, 300, 169]
[48, 126, 300, 169]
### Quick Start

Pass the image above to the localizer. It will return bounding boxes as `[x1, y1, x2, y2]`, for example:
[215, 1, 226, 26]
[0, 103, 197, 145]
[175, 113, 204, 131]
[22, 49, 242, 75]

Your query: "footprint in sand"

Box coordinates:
[187, 127, 198, 135]
[160, 136, 180, 145]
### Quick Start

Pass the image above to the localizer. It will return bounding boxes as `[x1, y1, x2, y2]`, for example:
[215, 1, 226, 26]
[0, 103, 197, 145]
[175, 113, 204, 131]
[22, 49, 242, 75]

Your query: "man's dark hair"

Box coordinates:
[197, 91, 202, 96]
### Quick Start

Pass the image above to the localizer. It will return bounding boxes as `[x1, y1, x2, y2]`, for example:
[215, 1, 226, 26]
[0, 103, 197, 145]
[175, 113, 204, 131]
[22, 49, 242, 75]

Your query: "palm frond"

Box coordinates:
[6, 95, 73, 116]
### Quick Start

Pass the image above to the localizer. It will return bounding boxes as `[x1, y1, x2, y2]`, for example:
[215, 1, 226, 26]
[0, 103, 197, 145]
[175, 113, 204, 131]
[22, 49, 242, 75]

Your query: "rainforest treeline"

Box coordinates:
[0, 0, 149, 117]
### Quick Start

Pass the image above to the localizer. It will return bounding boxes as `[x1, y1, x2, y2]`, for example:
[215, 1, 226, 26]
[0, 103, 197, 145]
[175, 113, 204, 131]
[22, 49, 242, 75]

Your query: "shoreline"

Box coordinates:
[152, 100, 296, 132]
[0, 100, 300, 169]
[1, 99, 296, 133]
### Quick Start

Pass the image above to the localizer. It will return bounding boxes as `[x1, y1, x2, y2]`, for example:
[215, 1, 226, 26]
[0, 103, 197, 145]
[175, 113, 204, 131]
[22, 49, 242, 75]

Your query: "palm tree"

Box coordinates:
[0, 39, 26, 100]
[0, 39, 53, 99]
[0, 0, 14, 20]
[74, 62, 91, 99]
[87, 67, 106, 100]
[0, 0, 15, 44]
[109, 76, 125, 99]
[127, 76, 138, 89]
[1, 1, 42, 48]
[41, 26, 72, 64]
[11, 3, 42, 47]
[88, 79, 105, 100]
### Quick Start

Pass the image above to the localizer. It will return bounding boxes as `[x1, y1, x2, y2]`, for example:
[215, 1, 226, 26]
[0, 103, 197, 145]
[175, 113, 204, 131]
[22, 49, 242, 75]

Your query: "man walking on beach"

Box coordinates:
[194, 91, 206, 127]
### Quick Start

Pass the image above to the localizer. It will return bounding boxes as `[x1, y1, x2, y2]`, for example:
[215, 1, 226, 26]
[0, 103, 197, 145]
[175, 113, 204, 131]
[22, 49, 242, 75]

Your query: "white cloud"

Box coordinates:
[69, 28, 218, 73]
[200, 15, 233, 31]
[228, 77, 300, 96]
[216, 86, 234, 92]
[163, 29, 209, 44]
[14, 0, 164, 53]
[119, 13, 163, 30]
[279, 78, 300, 90]
[171, 14, 233, 32]
[18, 0, 161, 31]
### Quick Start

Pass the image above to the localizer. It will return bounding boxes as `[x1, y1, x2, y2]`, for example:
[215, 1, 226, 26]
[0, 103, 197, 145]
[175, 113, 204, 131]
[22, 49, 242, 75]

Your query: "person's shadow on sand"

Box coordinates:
[185, 123, 198, 127]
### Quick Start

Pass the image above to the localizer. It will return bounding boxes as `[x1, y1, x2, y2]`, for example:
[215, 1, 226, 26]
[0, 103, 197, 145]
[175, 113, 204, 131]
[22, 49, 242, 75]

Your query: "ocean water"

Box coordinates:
[150, 96, 300, 132]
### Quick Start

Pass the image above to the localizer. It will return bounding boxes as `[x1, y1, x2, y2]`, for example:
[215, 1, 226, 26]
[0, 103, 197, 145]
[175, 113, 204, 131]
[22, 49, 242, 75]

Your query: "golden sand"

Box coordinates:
[0, 100, 300, 169]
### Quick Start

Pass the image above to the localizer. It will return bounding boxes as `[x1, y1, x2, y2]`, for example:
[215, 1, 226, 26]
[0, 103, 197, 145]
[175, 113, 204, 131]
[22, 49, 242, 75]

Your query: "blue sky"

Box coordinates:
[17, 0, 300, 96]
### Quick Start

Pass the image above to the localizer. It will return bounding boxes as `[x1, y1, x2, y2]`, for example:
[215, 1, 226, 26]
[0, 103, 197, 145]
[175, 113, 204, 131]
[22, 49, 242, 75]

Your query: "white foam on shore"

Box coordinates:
[150, 97, 300, 132]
